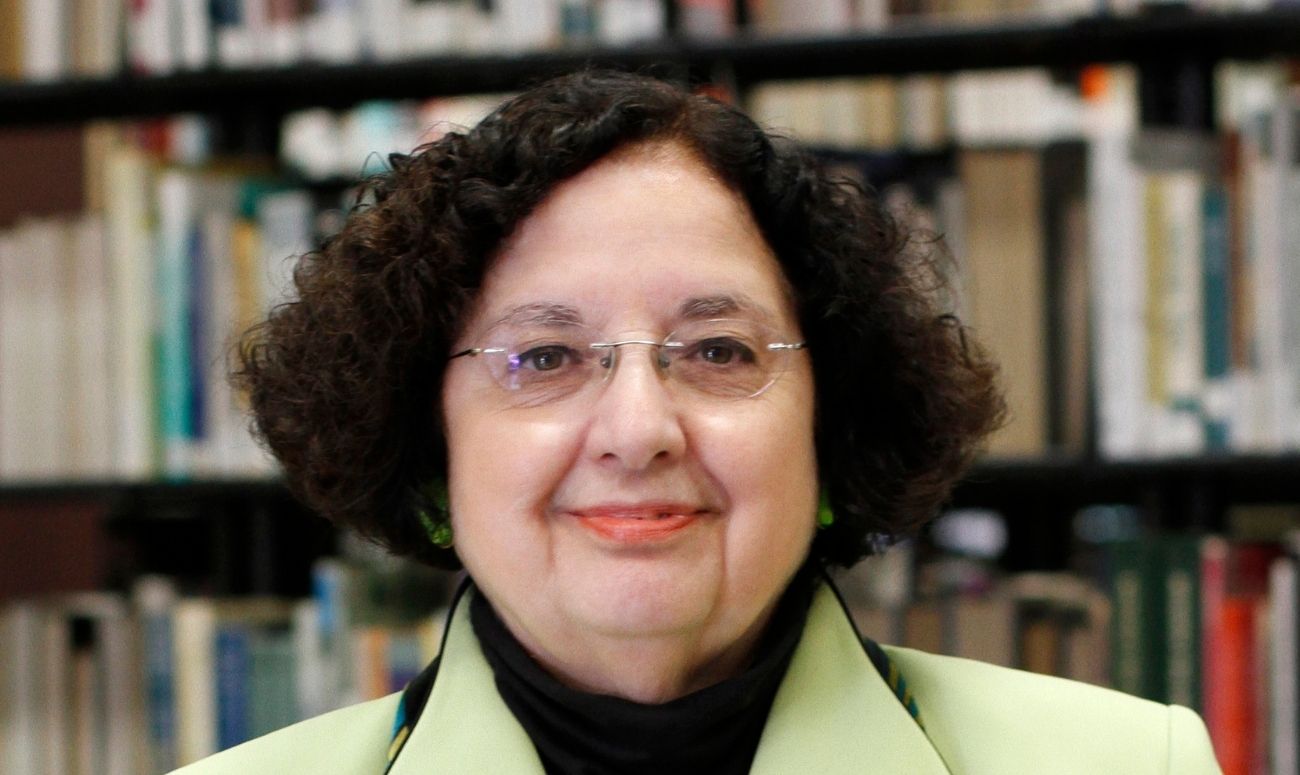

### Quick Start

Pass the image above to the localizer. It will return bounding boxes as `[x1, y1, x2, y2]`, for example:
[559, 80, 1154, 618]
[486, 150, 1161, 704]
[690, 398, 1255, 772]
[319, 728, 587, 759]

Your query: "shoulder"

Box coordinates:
[883, 646, 1221, 775]
[168, 692, 402, 775]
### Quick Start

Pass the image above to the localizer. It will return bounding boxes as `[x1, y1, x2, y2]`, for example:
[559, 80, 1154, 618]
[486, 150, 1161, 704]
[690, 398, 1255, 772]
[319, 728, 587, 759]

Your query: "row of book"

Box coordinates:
[0, 124, 343, 482]
[752, 62, 1300, 458]
[5, 61, 1300, 483]
[834, 507, 1300, 775]
[2, 511, 1295, 774]
[273, 68, 1077, 181]
[0, 549, 454, 775]
[4, 0, 1293, 84]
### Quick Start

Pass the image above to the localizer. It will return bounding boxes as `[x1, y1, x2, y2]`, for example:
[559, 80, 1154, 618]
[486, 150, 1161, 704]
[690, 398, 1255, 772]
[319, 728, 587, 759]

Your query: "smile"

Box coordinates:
[566, 504, 708, 544]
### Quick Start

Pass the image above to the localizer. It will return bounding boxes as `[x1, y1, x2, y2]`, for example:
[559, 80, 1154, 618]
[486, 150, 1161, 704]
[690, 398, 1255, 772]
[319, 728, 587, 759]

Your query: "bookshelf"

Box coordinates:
[4, 5, 1300, 773]
[4, 10, 1300, 126]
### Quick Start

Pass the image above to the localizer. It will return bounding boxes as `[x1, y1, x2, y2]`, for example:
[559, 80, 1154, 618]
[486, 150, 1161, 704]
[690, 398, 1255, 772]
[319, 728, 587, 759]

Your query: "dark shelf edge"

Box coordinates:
[7, 10, 1300, 127]
[3, 453, 1298, 503]
[0, 477, 289, 503]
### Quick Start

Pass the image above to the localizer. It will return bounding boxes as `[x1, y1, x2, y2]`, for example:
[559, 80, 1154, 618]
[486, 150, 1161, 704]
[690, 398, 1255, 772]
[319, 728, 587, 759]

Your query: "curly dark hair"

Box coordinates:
[235, 69, 1004, 569]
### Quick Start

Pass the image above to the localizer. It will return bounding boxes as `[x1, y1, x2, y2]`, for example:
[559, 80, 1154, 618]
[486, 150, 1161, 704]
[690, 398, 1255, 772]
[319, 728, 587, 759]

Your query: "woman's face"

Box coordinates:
[441, 143, 818, 693]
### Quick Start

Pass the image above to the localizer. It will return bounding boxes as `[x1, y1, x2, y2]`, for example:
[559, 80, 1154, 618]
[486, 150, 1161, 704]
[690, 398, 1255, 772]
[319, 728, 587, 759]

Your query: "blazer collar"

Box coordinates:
[389, 583, 950, 774]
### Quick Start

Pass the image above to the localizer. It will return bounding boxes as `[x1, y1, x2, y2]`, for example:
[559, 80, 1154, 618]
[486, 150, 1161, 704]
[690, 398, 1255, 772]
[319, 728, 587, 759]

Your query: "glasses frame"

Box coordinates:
[448, 318, 807, 402]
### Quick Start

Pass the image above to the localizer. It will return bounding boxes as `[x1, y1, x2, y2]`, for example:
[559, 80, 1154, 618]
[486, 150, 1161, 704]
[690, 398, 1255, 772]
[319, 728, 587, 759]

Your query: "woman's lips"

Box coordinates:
[567, 504, 706, 544]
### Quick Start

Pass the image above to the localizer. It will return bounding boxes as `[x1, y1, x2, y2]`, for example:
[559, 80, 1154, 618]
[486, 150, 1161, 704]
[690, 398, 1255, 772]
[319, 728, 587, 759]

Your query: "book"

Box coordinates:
[1201, 537, 1279, 775]
[956, 147, 1048, 458]
[1269, 545, 1299, 775]
[134, 575, 179, 774]
[103, 143, 158, 479]
[0, 603, 45, 775]
[1107, 539, 1167, 701]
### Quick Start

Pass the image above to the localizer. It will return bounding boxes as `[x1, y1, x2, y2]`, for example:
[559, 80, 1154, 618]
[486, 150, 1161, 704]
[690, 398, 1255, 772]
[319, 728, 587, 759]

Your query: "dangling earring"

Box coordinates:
[817, 492, 835, 530]
[413, 480, 453, 549]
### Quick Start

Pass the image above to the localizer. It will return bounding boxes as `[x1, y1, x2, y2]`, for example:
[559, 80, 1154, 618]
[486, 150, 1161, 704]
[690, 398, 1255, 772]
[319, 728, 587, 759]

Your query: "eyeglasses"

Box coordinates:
[449, 318, 806, 407]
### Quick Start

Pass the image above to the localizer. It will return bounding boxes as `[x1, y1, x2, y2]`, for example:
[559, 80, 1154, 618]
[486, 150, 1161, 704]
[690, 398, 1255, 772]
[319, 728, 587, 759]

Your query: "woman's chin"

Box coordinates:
[557, 558, 722, 639]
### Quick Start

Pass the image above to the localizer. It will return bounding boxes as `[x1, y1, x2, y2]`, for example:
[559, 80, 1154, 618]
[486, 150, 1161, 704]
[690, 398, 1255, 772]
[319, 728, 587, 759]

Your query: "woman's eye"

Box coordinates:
[519, 346, 574, 371]
[696, 338, 754, 365]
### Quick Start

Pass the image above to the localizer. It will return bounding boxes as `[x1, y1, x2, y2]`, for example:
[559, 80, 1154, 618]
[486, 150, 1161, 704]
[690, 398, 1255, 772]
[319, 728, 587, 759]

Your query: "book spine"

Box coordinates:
[214, 625, 251, 751]
[1109, 540, 1166, 701]
[105, 146, 157, 478]
[173, 600, 216, 765]
[1269, 554, 1298, 775]
[1162, 534, 1202, 711]
[1201, 182, 1232, 450]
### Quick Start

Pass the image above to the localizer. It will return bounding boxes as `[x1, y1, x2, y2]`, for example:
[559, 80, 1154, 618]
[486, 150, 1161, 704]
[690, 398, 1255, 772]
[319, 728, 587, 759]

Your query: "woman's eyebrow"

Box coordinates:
[495, 302, 584, 327]
[678, 294, 773, 323]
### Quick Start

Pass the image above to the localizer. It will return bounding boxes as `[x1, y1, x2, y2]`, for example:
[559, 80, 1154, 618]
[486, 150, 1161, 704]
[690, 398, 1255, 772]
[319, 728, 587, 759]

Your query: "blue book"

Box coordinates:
[1200, 184, 1231, 449]
[142, 608, 177, 770]
[187, 219, 209, 443]
[215, 624, 252, 751]
[154, 170, 197, 478]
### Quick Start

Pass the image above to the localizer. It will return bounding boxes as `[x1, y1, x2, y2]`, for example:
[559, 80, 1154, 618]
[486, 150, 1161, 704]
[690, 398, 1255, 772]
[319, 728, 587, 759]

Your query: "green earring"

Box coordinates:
[817, 493, 835, 530]
[414, 480, 453, 549]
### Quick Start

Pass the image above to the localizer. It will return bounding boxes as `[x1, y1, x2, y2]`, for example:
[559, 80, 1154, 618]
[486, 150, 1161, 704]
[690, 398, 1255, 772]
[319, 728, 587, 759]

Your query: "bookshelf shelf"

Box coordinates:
[4, 453, 1297, 507]
[6, 9, 1300, 127]
[957, 454, 1300, 510]
[0, 477, 287, 505]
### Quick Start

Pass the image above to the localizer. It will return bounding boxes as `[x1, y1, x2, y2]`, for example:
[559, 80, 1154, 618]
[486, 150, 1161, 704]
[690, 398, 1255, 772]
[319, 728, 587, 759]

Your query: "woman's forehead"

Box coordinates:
[463, 147, 797, 334]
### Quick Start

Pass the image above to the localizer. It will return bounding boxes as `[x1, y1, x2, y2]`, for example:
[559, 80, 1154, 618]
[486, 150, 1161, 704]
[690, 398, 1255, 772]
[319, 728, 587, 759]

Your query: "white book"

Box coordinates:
[950, 69, 1073, 147]
[596, 0, 663, 44]
[264, 0, 305, 64]
[899, 75, 948, 151]
[8, 219, 71, 480]
[1153, 169, 1207, 455]
[173, 599, 218, 766]
[176, 0, 212, 70]
[359, 0, 407, 60]
[292, 600, 328, 720]
[1243, 87, 1288, 452]
[402, 0, 464, 55]
[281, 109, 345, 180]
[127, 0, 175, 75]
[21, 0, 68, 80]
[66, 214, 116, 479]
[214, 0, 262, 68]
[256, 188, 313, 310]
[1281, 92, 1300, 450]
[40, 606, 71, 775]
[1270, 555, 1298, 775]
[0, 604, 45, 775]
[104, 146, 157, 479]
[1083, 67, 1149, 459]
[304, 0, 362, 63]
[0, 230, 23, 479]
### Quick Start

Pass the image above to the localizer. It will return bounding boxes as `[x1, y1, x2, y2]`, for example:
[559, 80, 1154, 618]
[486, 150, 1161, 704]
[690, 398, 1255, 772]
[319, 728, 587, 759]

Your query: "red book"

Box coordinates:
[1201, 538, 1278, 775]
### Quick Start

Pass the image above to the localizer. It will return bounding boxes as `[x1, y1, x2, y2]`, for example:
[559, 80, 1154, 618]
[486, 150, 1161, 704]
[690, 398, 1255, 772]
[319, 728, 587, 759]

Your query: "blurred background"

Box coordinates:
[1, 1, 1299, 773]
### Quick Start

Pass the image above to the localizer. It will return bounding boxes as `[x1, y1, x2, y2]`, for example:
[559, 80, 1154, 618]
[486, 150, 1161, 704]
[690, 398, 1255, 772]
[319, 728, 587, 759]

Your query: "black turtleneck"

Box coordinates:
[469, 571, 816, 775]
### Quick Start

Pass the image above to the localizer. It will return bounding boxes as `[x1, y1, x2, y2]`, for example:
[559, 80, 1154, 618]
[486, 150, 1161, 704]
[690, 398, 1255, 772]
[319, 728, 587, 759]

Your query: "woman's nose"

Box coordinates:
[581, 344, 687, 472]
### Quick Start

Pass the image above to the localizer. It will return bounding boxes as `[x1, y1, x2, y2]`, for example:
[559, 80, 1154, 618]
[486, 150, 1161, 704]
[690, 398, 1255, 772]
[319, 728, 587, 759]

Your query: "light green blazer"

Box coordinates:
[172, 585, 1222, 774]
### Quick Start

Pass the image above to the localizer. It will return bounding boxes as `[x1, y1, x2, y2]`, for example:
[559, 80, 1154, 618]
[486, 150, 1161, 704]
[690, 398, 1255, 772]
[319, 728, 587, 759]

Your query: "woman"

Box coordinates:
[178, 71, 1220, 774]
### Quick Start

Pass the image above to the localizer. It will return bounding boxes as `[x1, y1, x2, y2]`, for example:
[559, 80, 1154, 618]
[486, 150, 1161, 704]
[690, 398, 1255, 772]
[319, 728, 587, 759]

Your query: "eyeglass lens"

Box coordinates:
[474, 319, 800, 406]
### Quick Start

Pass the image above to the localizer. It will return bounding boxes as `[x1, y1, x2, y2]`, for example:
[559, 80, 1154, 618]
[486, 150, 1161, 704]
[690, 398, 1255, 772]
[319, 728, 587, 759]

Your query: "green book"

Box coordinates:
[1108, 540, 1167, 702]
[1161, 533, 1203, 712]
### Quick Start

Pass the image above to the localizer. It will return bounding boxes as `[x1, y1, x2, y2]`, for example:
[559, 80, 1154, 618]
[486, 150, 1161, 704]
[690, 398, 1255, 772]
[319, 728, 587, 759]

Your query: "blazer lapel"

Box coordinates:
[387, 588, 546, 775]
[750, 586, 952, 775]
[392, 584, 949, 774]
